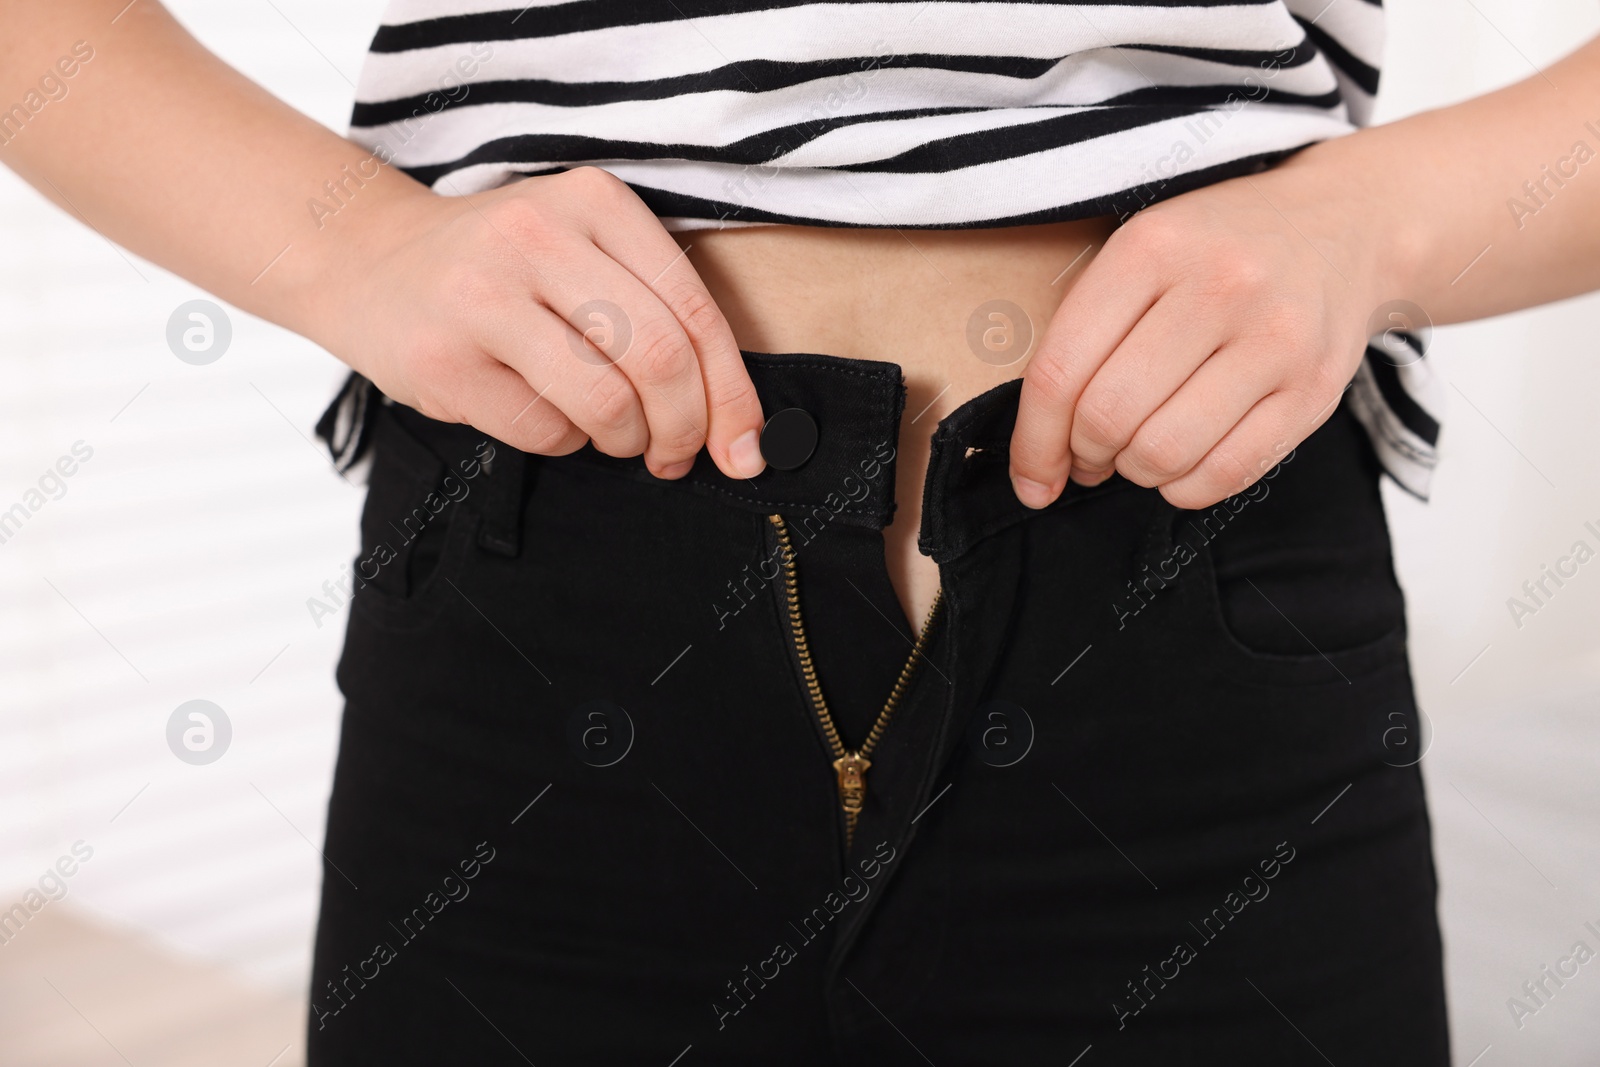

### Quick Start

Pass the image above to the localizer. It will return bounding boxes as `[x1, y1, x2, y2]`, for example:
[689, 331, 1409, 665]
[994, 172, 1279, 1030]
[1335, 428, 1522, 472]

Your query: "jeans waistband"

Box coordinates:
[316, 351, 1132, 565]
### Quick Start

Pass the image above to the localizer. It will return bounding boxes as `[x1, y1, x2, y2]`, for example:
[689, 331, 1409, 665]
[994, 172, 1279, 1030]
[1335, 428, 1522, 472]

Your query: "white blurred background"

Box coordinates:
[2, 1, 1598, 1064]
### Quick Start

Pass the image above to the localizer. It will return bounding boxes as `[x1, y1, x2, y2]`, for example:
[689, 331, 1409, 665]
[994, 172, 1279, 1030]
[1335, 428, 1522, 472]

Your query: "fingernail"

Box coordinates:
[730, 429, 765, 478]
[1012, 475, 1055, 509]
[657, 459, 694, 480]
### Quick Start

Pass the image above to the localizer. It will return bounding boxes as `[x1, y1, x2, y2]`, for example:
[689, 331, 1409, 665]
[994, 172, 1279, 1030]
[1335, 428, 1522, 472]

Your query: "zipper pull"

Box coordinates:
[833, 753, 871, 820]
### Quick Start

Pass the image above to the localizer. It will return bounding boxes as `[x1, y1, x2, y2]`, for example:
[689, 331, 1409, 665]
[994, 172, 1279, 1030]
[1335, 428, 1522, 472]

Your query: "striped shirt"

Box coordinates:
[341, 0, 1443, 496]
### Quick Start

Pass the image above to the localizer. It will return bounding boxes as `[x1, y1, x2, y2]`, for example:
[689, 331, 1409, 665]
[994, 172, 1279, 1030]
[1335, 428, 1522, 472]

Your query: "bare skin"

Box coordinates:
[682, 220, 1116, 626]
[6, 0, 1600, 626]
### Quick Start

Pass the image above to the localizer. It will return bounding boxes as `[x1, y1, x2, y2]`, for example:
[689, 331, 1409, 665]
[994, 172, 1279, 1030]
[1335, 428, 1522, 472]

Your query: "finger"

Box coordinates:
[1156, 387, 1335, 510]
[452, 356, 590, 458]
[1065, 292, 1228, 483]
[477, 301, 655, 462]
[1010, 231, 1168, 508]
[1110, 344, 1281, 489]
[538, 246, 716, 474]
[574, 172, 766, 478]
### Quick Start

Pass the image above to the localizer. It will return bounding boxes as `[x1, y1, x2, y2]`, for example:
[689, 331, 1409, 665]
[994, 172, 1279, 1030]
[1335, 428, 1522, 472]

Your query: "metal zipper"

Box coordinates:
[768, 513, 943, 848]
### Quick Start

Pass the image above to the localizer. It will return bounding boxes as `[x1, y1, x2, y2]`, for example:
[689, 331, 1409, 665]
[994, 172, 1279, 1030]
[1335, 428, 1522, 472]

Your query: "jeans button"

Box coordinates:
[760, 407, 818, 470]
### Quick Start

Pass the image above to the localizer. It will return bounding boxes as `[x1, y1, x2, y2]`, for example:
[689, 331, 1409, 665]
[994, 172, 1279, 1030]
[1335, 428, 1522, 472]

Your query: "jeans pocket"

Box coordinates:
[1158, 467, 1411, 687]
[1192, 528, 1411, 685]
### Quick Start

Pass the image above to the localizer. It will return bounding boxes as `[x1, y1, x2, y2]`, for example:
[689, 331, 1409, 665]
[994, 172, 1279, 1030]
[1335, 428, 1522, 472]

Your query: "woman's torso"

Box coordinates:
[677, 216, 1118, 623]
[344, 0, 1399, 620]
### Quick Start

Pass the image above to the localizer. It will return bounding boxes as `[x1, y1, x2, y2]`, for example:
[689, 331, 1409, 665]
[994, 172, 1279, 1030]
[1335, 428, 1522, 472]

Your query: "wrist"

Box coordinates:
[268, 165, 443, 372]
[1279, 129, 1433, 327]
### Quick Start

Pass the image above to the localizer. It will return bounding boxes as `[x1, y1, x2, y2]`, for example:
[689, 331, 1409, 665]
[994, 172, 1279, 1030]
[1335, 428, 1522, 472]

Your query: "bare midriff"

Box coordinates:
[676, 215, 1122, 630]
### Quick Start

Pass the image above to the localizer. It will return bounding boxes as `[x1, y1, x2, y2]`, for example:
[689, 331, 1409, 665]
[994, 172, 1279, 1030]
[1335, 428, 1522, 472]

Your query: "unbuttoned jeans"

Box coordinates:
[306, 352, 1449, 1066]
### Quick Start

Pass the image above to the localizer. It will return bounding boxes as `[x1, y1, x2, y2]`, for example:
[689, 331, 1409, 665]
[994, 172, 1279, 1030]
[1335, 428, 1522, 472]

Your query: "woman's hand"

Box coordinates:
[1008, 140, 1411, 511]
[317, 166, 767, 481]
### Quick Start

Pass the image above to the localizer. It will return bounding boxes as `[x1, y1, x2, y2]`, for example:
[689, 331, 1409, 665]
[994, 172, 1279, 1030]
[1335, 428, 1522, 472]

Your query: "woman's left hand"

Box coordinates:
[1008, 140, 1414, 511]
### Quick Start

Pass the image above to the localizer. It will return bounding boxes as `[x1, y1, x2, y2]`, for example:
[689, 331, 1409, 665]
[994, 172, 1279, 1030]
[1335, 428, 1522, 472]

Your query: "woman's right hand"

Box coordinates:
[316, 165, 768, 481]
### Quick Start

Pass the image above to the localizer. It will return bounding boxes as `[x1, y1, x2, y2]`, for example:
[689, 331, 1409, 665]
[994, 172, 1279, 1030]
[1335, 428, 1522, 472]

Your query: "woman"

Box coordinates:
[7, 1, 1600, 1063]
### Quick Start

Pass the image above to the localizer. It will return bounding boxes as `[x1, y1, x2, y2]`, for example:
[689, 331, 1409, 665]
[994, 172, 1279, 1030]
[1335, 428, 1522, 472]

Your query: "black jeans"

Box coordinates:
[307, 352, 1449, 1065]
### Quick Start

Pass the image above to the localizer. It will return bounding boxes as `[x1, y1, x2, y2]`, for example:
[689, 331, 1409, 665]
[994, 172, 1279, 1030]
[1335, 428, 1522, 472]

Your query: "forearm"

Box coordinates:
[0, 0, 432, 354]
[1289, 33, 1600, 326]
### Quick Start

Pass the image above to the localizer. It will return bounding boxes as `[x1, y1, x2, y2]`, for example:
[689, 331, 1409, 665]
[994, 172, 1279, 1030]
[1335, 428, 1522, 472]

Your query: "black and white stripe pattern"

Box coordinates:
[344, 0, 1443, 497]
[1347, 331, 1444, 501]
[347, 0, 1382, 228]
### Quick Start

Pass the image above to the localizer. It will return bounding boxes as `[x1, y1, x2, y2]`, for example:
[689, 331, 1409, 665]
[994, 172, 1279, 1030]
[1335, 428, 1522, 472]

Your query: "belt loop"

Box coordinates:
[475, 442, 527, 558]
